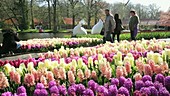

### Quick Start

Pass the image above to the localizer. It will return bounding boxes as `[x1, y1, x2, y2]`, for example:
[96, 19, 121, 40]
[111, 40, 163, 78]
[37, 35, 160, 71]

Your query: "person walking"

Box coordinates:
[129, 10, 140, 41]
[103, 9, 115, 43]
[112, 14, 123, 42]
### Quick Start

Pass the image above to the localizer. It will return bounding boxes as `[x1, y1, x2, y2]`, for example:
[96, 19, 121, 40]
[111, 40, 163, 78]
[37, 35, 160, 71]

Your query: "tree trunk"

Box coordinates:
[30, 0, 35, 29]
[87, 12, 91, 28]
[72, 5, 75, 29]
[53, 0, 57, 32]
[47, 0, 51, 29]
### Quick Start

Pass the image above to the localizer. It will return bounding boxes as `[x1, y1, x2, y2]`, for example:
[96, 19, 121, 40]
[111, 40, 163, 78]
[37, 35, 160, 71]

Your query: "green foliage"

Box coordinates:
[70, 32, 170, 40]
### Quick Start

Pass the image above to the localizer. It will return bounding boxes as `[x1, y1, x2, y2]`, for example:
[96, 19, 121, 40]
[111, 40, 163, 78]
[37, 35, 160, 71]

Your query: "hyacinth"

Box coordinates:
[17, 86, 26, 95]
[53, 67, 60, 79]
[83, 88, 94, 96]
[17, 93, 27, 96]
[88, 80, 98, 92]
[36, 83, 45, 89]
[58, 67, 66, 80]
[143, 64, 152, 76]
[84, 69, 91, 79]
[24, 73, 35, 87]
[76, 84, 86, 94]
[142, 75, 152, 82]
[140, 87, 151, 96]
[165, 76, 170, 92]
[77, 69, 84, 82]
[68, 71, 75, 84]
[0, 72, 9, 89]
[135, 80, 145, 90]
[48, 81, 56, 88]
[145, 81, 154, 87]
[133, 73, 142, 81]
[149, 86, 158, 96]
[119, 76, 127, 86]
[155, 74, 165, 85]
[39, 89, 48, 96]
[50, 86, 59, 95]
[58, 85, 67, 95]
[97, 85, 108, 96]
[33, 89, 41, 96]
[91, 70, 97, 80]
[111, 78, 119, 86]
[1, 92, 12, 96]
[124, 62, 132, 74]
[46, 71, 55, 81]
[68, 85, 77, 96]
[154, 81, 164, 90]
[116, 66, 124, 78]
[159, 87, 170, 96]
[123, 78, 133, 91]
[108, 85, 118, 96]
[118, 87, 130, 96]
[40, 75, 47, 88]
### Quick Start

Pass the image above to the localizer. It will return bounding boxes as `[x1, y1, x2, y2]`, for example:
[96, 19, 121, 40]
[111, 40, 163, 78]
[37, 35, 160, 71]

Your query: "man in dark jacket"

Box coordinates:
[0, 28, 20, 55]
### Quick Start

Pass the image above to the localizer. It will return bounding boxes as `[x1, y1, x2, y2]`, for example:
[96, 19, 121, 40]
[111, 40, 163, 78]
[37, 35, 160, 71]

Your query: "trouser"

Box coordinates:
[103, 33, 113, 43]
[112, 32, 120, 42]
[130, 30, 136, 41]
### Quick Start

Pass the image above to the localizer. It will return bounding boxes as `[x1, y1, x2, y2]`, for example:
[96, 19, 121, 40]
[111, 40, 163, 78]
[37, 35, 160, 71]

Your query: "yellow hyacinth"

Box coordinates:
[27, 62, 35, 72]
[4, 63, 12, 75]
[38, 62, 45, 69]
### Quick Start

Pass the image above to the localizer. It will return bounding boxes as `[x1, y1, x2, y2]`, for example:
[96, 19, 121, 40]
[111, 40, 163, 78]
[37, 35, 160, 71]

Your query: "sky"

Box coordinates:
[104, 0, 170, 11]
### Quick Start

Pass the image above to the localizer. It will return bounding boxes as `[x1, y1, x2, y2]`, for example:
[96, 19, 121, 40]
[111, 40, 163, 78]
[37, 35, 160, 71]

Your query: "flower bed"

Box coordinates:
[14, 38, 102, 53]
[0, 39, 170, 96]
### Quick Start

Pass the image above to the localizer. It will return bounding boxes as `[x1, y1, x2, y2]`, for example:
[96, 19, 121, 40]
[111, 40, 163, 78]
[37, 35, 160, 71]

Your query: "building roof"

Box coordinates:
[63, 18, 73, 25]
[158, 12, 170, 26]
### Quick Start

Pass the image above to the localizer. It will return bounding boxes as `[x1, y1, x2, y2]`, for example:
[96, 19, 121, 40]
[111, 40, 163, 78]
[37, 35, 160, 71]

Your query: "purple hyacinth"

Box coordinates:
[155, 74, 165, 85]
[33, 89, 41, 96]
[76, 84, 86, 94]
[88, 80, 98, 92]
[104, 83, 110, 89]
[36, 83, 45, 89]
[111, 78, 119, 86]
[140, 87, 151, 96]
[154, 81, 164, 90]
[123, 78, 133, 91]
[18, 93, 27, 96]
[39, 89, 48, 96]
[119, 76, 127, 86]
[135, 80, 145, 90]
[149, 86, 158, 96]
[50, 86, 59, 94]
[97, 85, 108, 96]
[83, 88, 94, 96]
[159, 87, 170, 96]
[1, 92, 12, 96]
[118, 87, 130, 96]
[142, 75, 152, 82]
[58, 85, 67, 95]
[145, 81, 154, 87]
[165, 76, 170, 92]
[68, 85, 77, 95]
[17, 86, 26, 95]
[108, 85, 118, 96]
[48, 81, 56, 88]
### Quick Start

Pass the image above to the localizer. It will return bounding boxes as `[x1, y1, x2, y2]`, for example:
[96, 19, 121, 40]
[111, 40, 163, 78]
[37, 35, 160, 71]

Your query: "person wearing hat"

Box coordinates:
[129, 9, 140, 41]
[103, 9, 115, 43]
[0, 28, 20, 55]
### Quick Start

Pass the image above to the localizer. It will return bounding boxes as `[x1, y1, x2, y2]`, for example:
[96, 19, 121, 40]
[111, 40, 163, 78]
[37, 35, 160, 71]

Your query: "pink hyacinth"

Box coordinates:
[13, 72, 21, 84]
[85, 69, 91, 79]
[124, 62, 132, 74]
[24, 73, 35, 87]
[91, 70, 97, 80]
[154, 65, 162, 74]
[77, 69, 84, 82]
[160, 62, 169, 73]
[143, 64, 153, 76]
[46, 71, 55, 82]
[40, 75, 48, 88]
[58, 67, 66, 80]
[68, 71, 75, 84]
[32, 70, 40, 82]
[116, 66, 124, 78]
[0, 72, 9, 89]
[136, 60, 144, 74]
[134, 73, 142, 81]
[105, 69, 112, 80]
[147, 60, 155, 71]
[53, 67, 60, 79]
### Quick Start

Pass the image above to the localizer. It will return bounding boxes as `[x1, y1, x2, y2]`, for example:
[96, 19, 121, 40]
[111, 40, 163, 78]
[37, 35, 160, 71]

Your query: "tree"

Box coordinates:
[30, 0, 35, 29]
[52, 0, 58, 32]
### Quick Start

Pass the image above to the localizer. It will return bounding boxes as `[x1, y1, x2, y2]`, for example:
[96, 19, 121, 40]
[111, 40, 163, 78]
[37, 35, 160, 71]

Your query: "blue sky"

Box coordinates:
[104, 0, 170, 11]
